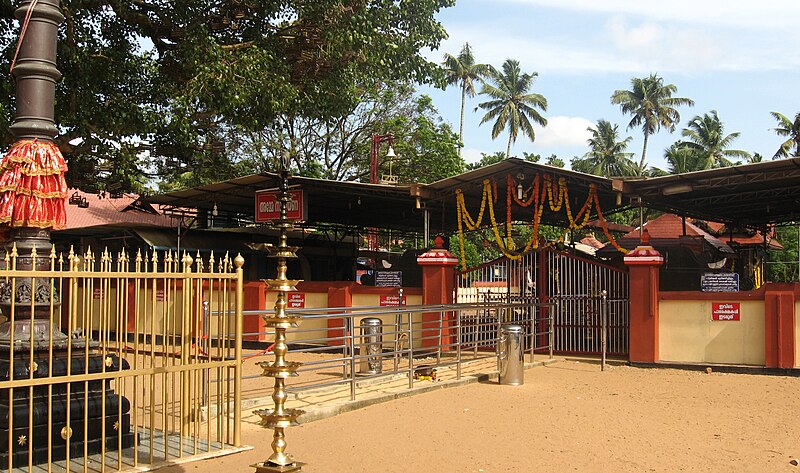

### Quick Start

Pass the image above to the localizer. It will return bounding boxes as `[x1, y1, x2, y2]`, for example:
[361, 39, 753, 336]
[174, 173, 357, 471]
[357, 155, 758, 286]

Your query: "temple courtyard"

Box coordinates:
[159, 359, 800, 473]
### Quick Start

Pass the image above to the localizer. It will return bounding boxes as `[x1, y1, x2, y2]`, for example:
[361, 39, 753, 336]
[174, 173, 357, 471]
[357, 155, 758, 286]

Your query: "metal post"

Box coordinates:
[349, 318, 356, 401]
[456, 307, 462, 380]
[407, 311, 414, 389]
[549, 299, 555, 359]
[233, 259, 244, 446]
[600, 290, 608, 372]
[423, 208, 430, 248]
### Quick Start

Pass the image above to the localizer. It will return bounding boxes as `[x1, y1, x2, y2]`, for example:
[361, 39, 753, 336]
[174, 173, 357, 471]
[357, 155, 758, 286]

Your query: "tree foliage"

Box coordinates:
[677, 110, 750, 169]
[465, 150, 541, 170]
[216, 84, 463, 187]
[610, 74, 694, 173]
[771, 111, 800, 159]
[0, 0, 454, 192]
[767, 225, 800, 283]
[442, 42, 491, 159]
[478, 59, 547, 158]
[571, 119, 636, 177]
[224, 82, 418, 181]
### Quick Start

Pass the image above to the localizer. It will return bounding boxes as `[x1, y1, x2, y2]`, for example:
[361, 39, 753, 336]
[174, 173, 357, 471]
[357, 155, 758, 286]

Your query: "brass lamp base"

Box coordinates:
[252, 461, 305, 473]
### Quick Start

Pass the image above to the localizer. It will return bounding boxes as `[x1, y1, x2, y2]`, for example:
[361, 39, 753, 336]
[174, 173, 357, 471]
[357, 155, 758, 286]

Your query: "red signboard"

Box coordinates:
[380, 295, 406, 307]
[288, 292, 305, 309]
[255, 190, 306, 222]
[712, 302, 740, 321]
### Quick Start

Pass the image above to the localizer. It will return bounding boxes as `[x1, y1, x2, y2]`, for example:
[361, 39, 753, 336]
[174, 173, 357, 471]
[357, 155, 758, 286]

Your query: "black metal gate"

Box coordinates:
[456, 247, 629, 356]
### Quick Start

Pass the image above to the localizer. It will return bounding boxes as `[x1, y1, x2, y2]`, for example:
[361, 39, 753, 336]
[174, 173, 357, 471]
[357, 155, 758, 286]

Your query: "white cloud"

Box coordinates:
[605, 17, 724, 72]
[435, 13, 797, 75]
[434, 28, 645, 75]
[496, 0, 800, 29]
[461, 148, 485, 164]
[534, 116, 593, 147]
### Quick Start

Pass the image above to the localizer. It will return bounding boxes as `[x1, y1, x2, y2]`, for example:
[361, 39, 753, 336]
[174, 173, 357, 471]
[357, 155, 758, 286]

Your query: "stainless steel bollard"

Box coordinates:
[359, 317, 383, 375]
[498, 324, 524, 385]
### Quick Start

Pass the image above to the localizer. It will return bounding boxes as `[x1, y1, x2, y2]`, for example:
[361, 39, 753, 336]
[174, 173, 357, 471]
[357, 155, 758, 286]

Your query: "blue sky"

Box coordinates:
[420, 0, 800, 171]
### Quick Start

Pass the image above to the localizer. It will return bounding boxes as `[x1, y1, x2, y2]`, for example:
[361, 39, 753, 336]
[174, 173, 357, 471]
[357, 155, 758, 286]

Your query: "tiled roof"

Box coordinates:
[61, 189, 173, 231]
[690, 219, 783, 250]
[616, 213, 733, 253]
[580, 233, 605, 249]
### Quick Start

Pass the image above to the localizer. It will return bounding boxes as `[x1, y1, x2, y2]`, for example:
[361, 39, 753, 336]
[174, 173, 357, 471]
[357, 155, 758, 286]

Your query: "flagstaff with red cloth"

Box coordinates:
[0, 0, 68, 234]
[0, 139, 67, 229]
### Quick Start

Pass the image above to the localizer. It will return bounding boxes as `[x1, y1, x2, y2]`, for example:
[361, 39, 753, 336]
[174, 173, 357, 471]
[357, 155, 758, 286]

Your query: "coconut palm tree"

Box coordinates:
[771, 111, 800, 158]
[678, 110, 750, 169]
[442, 43, 493, 159]
[478, 59, 547, 158]
[664, 143, 704, 174]
[611, 74, 694, 172]
[571, 119, 636, 177]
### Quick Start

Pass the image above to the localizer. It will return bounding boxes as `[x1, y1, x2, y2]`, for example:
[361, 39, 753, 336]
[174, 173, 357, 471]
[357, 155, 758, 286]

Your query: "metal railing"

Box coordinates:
[220, 300, 553, 402]
[0, 247, 244, 472]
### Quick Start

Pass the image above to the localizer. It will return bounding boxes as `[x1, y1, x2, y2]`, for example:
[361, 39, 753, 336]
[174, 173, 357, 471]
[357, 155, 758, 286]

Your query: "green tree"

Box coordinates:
[767, 225, 800, 282]
[571, 119, 636, 177]
[611, 74, 694, 173]
[442, 43, 492, 159]
[544, 154, 565, 168]
[225, 85, 463, 185]
[0, 1, 455, 192]
[478, 59, 547, 158]
[466, 150, 540, 170]
[663, 143, 704, 174]
[771, 111, 800, 158]
[678, 110, 750, 169]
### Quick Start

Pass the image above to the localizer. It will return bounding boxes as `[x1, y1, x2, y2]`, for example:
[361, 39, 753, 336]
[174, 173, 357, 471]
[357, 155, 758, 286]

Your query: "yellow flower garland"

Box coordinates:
[456, 173, 629, 270]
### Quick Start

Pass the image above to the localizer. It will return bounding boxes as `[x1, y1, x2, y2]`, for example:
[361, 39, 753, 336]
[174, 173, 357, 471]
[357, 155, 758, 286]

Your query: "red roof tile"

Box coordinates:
[618, 213, 732, 252]
[61, 189, 173, 231]
[580, 233, 605, 249]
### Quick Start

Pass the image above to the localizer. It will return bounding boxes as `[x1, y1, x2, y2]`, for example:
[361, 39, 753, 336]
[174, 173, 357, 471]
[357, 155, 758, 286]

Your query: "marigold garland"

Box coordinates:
[456, 172, 629, 269]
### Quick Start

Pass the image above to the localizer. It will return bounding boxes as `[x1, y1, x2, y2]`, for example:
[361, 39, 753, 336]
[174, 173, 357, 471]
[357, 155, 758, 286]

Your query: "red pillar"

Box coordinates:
[326, 285, 353, 346]
[763, 284, 796, 369]
[242, 282, 268, 341]
[624, 230, 663, 364]
[417, 236, 459, 348]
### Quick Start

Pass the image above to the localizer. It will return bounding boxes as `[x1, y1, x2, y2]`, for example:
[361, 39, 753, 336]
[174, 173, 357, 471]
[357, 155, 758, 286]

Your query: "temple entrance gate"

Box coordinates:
[456, 248, 629, 356]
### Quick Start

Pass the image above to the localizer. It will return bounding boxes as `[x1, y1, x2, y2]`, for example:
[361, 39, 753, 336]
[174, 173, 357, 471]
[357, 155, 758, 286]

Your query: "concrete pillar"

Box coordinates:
[763, 284, 796, 369]
[417, 236, 459, 348]
[624, 230, 663, 363]
[326, 285, 353, 346]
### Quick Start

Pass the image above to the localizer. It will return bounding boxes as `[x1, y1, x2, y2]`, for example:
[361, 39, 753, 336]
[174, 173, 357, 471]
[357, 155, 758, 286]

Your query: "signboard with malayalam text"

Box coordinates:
[374, 270, 403, 287]
[288, 292, 305, 309]
[255, 190, 307, 222]
[379, 295, 407, 307]
[712, 302, 740, 321]
[701, 272, 739, 292]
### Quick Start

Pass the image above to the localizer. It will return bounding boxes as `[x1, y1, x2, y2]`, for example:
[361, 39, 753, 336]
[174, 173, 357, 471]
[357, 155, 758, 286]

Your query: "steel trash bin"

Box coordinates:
[359, 317, 383, 375]
[497, 324, 524, 385]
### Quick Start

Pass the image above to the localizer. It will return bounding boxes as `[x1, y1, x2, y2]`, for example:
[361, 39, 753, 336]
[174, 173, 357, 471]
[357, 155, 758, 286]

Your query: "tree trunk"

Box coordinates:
[639, 133, 649, 174]
[507, 134, 513, 159]
[459, 85, 466, 159]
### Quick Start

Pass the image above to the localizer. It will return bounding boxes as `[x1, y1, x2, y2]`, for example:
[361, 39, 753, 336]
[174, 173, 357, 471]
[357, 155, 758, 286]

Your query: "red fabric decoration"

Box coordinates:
[0, 139, 68, 229]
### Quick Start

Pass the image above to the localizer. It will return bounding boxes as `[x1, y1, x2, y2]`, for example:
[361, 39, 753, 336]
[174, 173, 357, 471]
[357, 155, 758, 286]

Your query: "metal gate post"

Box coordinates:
[601, 290, 608, 371]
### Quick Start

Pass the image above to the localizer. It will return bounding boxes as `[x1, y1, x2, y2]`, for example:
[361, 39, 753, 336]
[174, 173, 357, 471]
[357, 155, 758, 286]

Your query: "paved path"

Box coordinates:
[242, 356, 557, 426]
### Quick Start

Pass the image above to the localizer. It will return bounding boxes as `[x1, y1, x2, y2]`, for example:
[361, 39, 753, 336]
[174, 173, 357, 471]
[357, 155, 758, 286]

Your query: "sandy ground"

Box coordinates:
[159, 359, 800, 473]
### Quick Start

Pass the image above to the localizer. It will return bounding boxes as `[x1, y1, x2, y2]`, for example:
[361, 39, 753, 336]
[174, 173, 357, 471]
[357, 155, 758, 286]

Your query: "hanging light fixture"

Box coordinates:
[212, 202, 219, 217]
